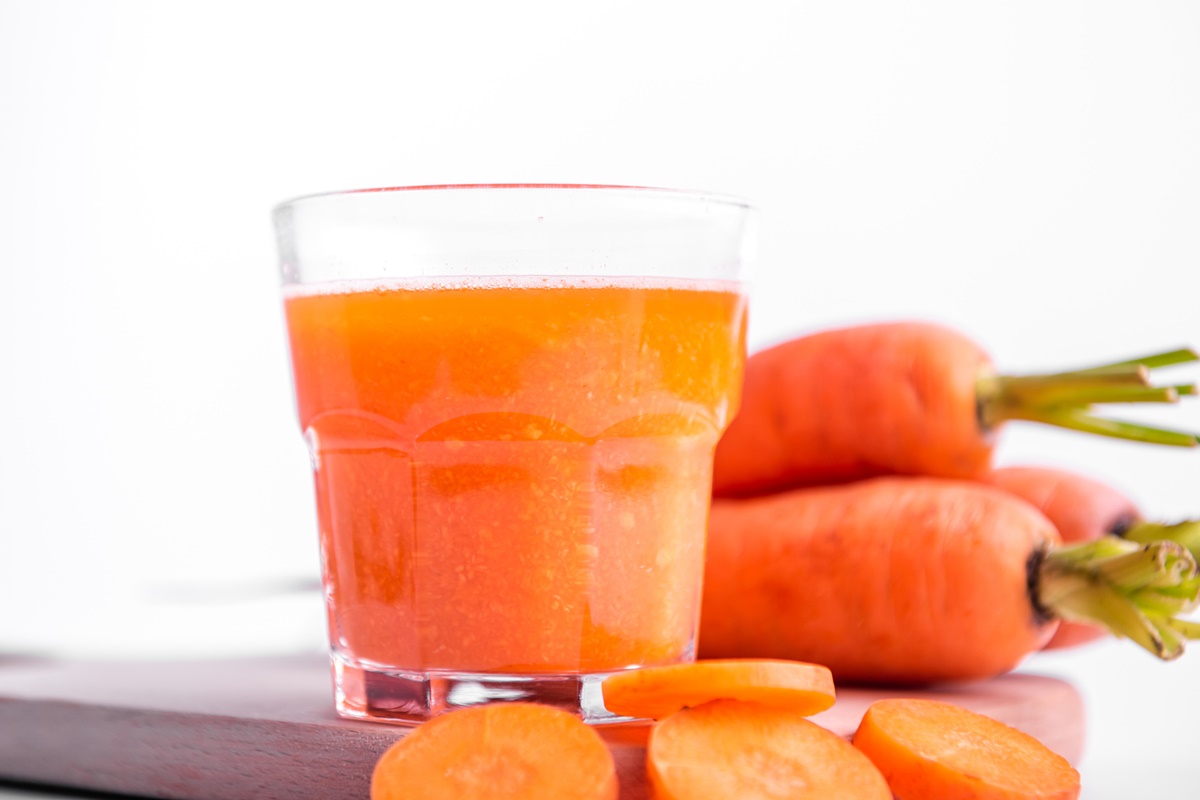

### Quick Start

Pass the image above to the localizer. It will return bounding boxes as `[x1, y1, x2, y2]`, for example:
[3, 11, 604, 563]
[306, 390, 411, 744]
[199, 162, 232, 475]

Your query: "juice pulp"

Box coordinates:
[284, 276, 747, 675]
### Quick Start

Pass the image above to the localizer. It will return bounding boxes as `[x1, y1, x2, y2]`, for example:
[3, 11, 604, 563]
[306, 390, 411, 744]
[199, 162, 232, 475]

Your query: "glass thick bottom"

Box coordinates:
[331, 654, 636, 725]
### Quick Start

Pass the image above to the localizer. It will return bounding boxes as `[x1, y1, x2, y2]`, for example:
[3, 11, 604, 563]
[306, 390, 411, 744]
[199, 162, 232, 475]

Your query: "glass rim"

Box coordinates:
[272, 183, 756, 216]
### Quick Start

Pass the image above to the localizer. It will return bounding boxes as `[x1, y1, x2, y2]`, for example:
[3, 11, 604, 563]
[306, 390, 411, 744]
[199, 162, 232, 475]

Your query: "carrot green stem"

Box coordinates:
[1166, 618, 1200, 639]
[1038, 537, 1200, 660]
[1012, 385, 1178, 407]
[977, 347, 1200, 447]
[1122, 519, 1200, 563]
[1079, 347, 1200, 372]
[1004, 409, 1199, 447]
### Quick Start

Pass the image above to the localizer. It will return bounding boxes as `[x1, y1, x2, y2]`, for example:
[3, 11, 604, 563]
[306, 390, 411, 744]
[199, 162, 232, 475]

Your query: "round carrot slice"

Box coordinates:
[601, 659, 835, 720]
[649, 699, 891, 800]
[852, 698, 1081, 800]
[370, 702, 617, 800]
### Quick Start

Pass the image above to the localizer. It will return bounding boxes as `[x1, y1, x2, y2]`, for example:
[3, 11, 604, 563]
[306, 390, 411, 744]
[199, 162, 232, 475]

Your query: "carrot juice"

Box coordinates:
[284, 276, 747, 717]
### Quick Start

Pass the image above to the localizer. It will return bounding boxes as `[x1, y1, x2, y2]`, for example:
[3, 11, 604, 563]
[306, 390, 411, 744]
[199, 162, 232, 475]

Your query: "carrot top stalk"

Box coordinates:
[977, 347, 1200, 446]
[1038, 536, 1200, 659]
[1122, 519, 1200, 561]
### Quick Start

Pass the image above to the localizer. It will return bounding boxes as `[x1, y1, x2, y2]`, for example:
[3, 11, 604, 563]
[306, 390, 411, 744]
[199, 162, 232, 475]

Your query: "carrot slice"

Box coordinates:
[601, 659, 835, 720]
[648, 699, 891, 800]
[370, 702, 617, 800]
[852, 698, 1081, 800]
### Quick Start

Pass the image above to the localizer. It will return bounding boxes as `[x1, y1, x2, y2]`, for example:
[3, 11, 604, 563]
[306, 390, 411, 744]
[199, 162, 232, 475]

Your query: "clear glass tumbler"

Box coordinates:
[274, 185, 755, 723]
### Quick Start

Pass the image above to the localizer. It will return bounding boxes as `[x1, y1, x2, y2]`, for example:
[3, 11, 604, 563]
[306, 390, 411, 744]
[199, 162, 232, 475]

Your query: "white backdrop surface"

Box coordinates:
[1, 2, 1198, 797]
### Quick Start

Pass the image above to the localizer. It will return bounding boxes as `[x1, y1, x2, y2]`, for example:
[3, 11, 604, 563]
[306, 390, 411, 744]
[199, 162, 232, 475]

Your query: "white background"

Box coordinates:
[1, 2, 1198, 797]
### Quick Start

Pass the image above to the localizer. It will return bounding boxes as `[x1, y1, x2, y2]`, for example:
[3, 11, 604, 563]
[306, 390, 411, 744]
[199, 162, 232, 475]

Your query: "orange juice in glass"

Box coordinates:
[274, 185, 753, 723]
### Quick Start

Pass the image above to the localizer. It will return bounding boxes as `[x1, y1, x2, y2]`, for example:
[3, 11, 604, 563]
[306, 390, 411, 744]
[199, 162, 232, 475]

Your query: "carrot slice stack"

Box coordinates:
[649, 699, 891, 800]
[852, 698, 1081, 800]
[370, 702, 617, 800]
[601, 659, 835, 720]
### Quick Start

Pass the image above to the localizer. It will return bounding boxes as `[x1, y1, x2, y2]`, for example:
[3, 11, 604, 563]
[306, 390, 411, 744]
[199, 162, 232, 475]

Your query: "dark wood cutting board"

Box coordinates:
[0, 654, 1085, 799]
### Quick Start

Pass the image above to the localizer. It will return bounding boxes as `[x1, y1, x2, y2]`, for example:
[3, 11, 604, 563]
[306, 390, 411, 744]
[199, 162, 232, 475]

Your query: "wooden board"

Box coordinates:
[0, 654, 1085, 800]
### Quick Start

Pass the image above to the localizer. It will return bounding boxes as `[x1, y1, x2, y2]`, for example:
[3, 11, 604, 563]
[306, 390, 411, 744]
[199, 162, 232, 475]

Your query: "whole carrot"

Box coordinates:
[987, 465, 1200, 649]
[712, 322, 1198, 497]
[698, 477, 1200, 684]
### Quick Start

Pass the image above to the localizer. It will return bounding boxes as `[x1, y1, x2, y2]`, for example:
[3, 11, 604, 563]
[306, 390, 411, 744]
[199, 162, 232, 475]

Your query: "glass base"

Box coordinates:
[331, 655, 638, 725]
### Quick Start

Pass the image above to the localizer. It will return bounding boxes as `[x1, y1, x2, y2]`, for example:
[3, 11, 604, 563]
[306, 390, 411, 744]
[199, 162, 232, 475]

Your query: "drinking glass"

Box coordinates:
[274, 184, 755, 723]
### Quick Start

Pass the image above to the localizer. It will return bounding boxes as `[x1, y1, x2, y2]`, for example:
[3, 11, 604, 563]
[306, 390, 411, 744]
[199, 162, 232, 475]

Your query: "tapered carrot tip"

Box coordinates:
[852, 698, 1081, 800]
[600, 659, 836, 720]
[648, 699, 891, 800]
[370, 703, 618, 800]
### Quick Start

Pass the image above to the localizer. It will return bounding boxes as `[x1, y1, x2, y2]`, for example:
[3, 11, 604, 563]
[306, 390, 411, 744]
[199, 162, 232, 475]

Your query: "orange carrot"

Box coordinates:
[698, 477, 1200, 683]
[987, 466, 1139, 544]
[852, 698, 1081, 799]
[370, 702, 617, 800]
[648, 698, 891, 800]
[600, 659, 835, 720]
[712, 322, 1198, 497]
